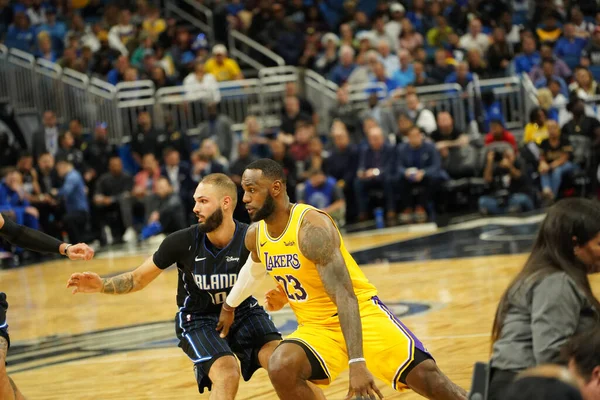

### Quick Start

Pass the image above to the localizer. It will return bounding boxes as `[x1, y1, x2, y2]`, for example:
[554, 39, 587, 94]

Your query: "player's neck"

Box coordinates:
[206, 218, 237, 249]
[264, 200, 294, 237]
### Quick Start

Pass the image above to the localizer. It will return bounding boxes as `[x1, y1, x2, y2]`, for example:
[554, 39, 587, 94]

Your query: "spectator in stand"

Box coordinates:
[539, 120, 575, 202]
[93, 156, 135, 245]
[169, 26, 195, 77]
[329, 84, 362, 144]
[524, 108, 549, 147]
[369, 14, 395, 50]
[514, 36, 541, 75]
[396, 126, 440, 224]
[385, 3, 405, 50]
[398, 19, 423, 54]
[92, 31, 121, 76]
[132, 152, 161, 214]
[479, 147, 534, 215]
[564, 328, 600, 400]
[328, 45, 356, 86]
[150, 65, 175, 89]
[35, 152, 61, 238]
[427, 15, 453, 48]
[32, 110, 59, 159]
[189, 147, 225, 184]
[324, 121, 358, 196]
[569, 68, 600, 99]
[459, 18, 489, 56]
[297, 168, 346, 227]
[131, 111, 159, 166]
[0, 170, 39, 234]
[369, 59, 398, 97]
[301, 136, 328, 181]
[531, 44, 572, 82]
[26, 0, 46, 27]
[428, 48, 454, 84]
[555, 23, 588, 61]
[570, 6, 594, 38]
[161, 147, 193, 200]
[536, 12, 562, 45]
[487, 27, 513, 78]
[485, 119, 518, 152]
[289, 121, 314, 164]
[66, 118, 88, 152]
[581, 27, 600, 67]
[466, 49, 489, 79]
[283, 82, 316, 127]
[431, 112, 469, 166]
[243, 115, 271, 159]
[15, 152, 39, 202]
[481, 91, 506, 134]
[405, 93, 437, 135]
[84, 122, 117, 187]
[534, 59, 569, 97]
[269, 139, 297, 201]
[314, 33, 339, 77]
[339, 24, 357, 50]
[360, 93, 396, 137]
[108, 9, 135, 56]
[5, 12, 35, 52]
[406, 0, 426, 34]
[562, 97, 600, 146]
[537, 87, 565, 125]
[106, 55, 129, 86]
[393, 49, 415, 88]
[142, 6, 165, 41]
[53, 156, 90, 243]
[204, 44, 243, 82]
[197, 103, 234, 160]
[412, 61, 435, 87]
[56, 131, 85, 173]
[280, 95, 311, 138]
[35, 31, 57, 62]
[354, 126, 397, 224]
[139, 177, 186, 241]
[229, 141, 257, 188]
[376, 39, 399, 77]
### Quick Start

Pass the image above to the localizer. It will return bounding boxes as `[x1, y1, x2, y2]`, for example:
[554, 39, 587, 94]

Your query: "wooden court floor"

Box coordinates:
[3, 225, 598, 399]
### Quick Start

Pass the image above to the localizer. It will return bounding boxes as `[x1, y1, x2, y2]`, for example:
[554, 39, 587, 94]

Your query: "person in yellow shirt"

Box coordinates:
[217, 159, 468, 400]
[141, 6, 166, 41]
[523, 107, 549, 145]
[204, 44, 244, 82]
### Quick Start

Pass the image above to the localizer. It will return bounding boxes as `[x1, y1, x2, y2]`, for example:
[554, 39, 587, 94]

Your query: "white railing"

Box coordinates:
[228, 29, 285, 71]
[164, 1, 214, 47]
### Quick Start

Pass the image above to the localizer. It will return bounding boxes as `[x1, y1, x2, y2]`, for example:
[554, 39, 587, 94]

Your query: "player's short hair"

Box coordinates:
[200, 173, 238, 204]
[246, 159, 286, 184]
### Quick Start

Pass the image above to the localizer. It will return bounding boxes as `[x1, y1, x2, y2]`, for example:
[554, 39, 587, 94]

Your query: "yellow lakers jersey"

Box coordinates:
[256, 204, 377, 326]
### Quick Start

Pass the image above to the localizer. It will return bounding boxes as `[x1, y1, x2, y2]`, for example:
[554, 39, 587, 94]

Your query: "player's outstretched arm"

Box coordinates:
[299, 211, 383, 400]
[66, 256, 163, 295]
[0, 214, 94, 261]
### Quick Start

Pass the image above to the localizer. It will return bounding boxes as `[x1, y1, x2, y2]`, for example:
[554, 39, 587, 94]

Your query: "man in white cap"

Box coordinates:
[385, 3, 405, 49]
[205, 44, 244, 82]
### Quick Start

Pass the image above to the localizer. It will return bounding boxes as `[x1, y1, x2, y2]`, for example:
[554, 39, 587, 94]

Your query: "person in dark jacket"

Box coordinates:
[396, 126, 441, 224]
[139, 177, 186, 241]
[488, 198, 600, 400]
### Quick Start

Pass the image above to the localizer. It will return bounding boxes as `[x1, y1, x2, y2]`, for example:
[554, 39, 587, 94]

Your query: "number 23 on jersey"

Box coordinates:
[274, 275, 308, 301]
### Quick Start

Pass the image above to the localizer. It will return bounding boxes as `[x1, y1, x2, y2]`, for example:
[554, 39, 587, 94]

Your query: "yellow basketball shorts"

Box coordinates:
[284, 296, 431, 391]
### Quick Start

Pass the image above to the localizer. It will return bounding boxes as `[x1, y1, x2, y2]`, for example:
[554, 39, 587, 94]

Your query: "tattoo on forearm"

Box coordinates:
[101, 273, 134, 294]
[299, 218, 335, 265]
[0, 336, 7, 360]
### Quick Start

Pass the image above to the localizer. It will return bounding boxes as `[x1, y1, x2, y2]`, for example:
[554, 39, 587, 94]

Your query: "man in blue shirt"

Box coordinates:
[5, 12, 35, 52]
[554, 23, 587, 63]
[513, 36, 541, 75]
[297, 169, 346, 227]
[534, 59, 569, 97]
[54, 156, 90, 244]
[328, 45, 356, 86]
[36, 8, 66, 47]
[392, 49, 415, 88]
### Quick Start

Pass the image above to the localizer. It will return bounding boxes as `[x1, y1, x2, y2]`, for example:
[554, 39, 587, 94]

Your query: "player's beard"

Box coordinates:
[197, 207, 224, 233]
[250, 192, 276, 222]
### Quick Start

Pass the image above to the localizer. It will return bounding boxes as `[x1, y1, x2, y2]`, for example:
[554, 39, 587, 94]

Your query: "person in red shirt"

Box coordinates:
[485, 119, 518, 152]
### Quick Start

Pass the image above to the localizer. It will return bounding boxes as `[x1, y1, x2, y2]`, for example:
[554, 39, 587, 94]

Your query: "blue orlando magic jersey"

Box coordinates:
[152, 221, 254, 315]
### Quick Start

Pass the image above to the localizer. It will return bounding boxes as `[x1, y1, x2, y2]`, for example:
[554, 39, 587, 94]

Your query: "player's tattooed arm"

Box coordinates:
[244, 223, 262, 263]
[101, 273, 135, 294]
[299, 211, 364, 360]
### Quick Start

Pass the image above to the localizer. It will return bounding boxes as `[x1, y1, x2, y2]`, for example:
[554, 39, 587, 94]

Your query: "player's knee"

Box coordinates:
[406, 359, 442, 387]
[268, 347, 304, 385]
[207, 356, 240, 384]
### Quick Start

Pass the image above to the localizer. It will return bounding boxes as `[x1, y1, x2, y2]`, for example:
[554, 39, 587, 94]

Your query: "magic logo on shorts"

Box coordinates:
[264, 252, 301, 271]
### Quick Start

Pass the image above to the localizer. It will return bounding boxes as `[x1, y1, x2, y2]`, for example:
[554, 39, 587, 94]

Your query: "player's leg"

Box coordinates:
[0, 293, 25, 400]
[268, 342, 323, 400]
[175, 312, 240, 400]
[405, 358, 468, 400]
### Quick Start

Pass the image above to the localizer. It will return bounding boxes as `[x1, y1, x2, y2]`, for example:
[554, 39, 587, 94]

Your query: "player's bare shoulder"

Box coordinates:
[298, 210, 340, 264]
[244, 223, 259, 254]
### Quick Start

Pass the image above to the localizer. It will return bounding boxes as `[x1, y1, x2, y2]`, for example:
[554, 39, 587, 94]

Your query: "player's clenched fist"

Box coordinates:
[264, 286, 287, 312]
[66, 243, 95, 261]
[66, 272, 103, 294]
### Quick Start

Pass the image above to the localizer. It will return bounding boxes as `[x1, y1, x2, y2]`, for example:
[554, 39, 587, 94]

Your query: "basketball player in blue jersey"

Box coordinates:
[67, 173, 324, 399]
[0, 213, 95, 400]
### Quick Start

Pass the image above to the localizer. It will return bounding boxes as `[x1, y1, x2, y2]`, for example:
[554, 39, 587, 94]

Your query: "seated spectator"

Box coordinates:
[270, 139, 297, 201]
[405, 93, 437, 135]
[376, 39, 399, 77]
[502, 365, 583, 400]
[396, 127, 441, 224]
[281, 95, 311, 139]
[131, 111, 160, 166]
[93, 156, 135, 245]
[562, 97, 600, 144]
[197, 102, 234, 159]
[133, 153, 162, 202]
[536, 12, 562, 44]
[0, 170, 39, 235]
[524, 108, 549, 146]
[431, 112, 469, 165]
[106, 55, 130, 86]
[537, 87, 566, 125]
[488, 197, 600, 400]
[396, 112, 415, 143]
[479, 147, 533, 215]
[329, 85, 362, 144]
[159, 116, 190, 162]
[348, 48, 376, 86]
[66, 118, 88, 152]
[514, 36, 541, 75]
[369, 59, 399, 97]
[534, 59, 569, 97]
[354, 126, 396, 223]
[485, 119, 518, 152]
[35, 152, 60, 238]
[458, 18, 489, 55]
[300, 136, 329, 182]
[328, 45, 356, 86]
[36, 7, 66, 45]
[564, 328, 600, 400]
[467, 49, 490, 79]
[204, 44, 243, 82]
[428, 48, 454, 84]
[84, 122, 117, 183]
[369, 15, 395, 51]
[360, 93, 396, 137]
[142, 6, 166, 41]
[56, 131, 85, 173]
[150, 65, 175, 89]
[427, 15, 453, 48]
[481, 91, 505, 130]
[392, 49, 415, 89]
[15, 151, 39, 201]
[35, 31, 57, 62]
[398, 19, 423, 54]
[324, 121, 359, 190]
[161, 147, 193, 200]
[581, 27, 600, 67]
[243, 115, 271, 159]
[385, 3, 405, 49]
[569, 68, 600, 99]
[444, 61, 473, 89]
[314, 33, 339, 77]
[339, 23, 357, 50]
[229, 141, 257, 188]
[190, 140, 228, 183]
[5, 12, 35, 52]
[282, 82, 316, 126]
[289, 121, 315, 164]
[487, 27, 514, 77]
[539, 120, 575, 202]
[53, 156, 90, 244]
[108, 9, 135, 56]
[554, 23, 588, 60]
[169, 26, 195, 77]
[297, 169, 345, 227]
[92, 32, 122, 76]
[140, 177, 186, 241]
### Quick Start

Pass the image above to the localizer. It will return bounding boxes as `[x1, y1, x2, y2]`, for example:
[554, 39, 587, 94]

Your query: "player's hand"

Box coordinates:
[264, 286, 288, 312]
[345, 362, 384, 400]
[67, 272, 103, 294]
[67, 243, 95, 261]
[216, 303, 235, 338]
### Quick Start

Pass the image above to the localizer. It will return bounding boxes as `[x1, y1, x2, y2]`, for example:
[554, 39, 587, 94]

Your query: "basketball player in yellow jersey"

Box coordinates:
[217, 159, 467, 400]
